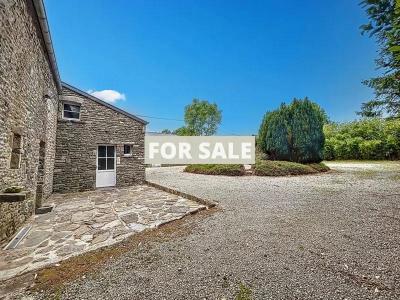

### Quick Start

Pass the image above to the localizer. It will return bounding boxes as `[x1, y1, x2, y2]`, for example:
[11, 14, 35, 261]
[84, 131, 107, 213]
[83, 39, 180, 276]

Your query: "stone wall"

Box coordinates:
[53, 87, 146, 193]
[0, 0, 59, 244]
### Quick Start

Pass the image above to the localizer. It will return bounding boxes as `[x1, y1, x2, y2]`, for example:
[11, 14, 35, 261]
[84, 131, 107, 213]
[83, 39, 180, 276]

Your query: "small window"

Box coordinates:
[63, 103, 81, 120]
[10, 133, 22, 169]
[124, 144, 132, 156]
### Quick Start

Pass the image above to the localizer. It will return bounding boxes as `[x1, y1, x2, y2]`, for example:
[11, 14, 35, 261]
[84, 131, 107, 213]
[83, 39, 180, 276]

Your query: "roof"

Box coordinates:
[146, 131, 176, 136]
[62, 82, 148, 125]
[32, 0, 62, 91]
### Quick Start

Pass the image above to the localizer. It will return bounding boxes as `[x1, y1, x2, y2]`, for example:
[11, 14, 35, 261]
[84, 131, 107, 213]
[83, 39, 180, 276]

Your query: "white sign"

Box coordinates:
[145, 136, 255, 164]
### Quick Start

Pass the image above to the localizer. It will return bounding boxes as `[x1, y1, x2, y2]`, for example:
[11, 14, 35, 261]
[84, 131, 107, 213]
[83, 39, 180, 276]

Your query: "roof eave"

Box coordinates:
[61, 82, 149, 125]
[32, 0, 62, 92]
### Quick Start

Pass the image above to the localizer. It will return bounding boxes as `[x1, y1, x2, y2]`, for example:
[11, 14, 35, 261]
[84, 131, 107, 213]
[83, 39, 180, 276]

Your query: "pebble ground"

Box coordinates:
[34, 162, 400, 299]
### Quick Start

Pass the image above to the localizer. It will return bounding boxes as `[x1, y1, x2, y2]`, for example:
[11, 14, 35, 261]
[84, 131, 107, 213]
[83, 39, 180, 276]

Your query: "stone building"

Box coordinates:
[53, 83, 147, 193]
[0, 0, 147, 244]
[0, 0, 60, 244]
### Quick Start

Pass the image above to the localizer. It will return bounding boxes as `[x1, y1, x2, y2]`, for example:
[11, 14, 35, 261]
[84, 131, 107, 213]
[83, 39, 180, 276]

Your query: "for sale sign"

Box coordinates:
[145, 136, 255, 165]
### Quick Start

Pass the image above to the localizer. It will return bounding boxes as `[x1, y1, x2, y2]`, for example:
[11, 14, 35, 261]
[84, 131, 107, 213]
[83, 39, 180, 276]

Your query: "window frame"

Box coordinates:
[97, 145, 116, 171]
[123, 144, 133, 157]
[62, 102, 81, 121]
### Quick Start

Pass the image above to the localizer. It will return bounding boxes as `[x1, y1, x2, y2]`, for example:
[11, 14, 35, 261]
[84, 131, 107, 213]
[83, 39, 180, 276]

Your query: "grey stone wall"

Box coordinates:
[0, 0, 59, 244]
[53, 87, 146, 193]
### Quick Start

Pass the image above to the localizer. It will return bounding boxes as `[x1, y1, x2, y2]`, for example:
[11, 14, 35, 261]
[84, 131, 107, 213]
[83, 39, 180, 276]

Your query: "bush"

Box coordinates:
[258, 98, 325, 163]
[307, 162, 330, 172]
[254, 160, 318, 176]
[323, 118, 400, 160]
[184, 160, 329, 177]
[184, 164, 245, 176]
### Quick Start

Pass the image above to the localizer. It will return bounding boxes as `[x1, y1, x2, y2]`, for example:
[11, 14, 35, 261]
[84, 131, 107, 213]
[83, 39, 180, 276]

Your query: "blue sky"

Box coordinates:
[45, 0, 378, 135]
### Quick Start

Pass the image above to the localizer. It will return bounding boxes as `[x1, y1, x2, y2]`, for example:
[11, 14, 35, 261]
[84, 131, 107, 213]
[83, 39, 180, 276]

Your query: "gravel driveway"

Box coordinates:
[32, 162, 400, 299]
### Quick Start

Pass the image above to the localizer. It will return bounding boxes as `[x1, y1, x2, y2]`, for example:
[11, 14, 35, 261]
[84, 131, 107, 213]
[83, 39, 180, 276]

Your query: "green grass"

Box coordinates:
[184, 164, 245, 176]
[254, 160, 330, 176]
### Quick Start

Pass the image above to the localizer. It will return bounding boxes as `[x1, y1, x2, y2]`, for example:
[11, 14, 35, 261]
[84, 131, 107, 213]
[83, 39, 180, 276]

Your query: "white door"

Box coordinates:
[96, 145, 116, 188]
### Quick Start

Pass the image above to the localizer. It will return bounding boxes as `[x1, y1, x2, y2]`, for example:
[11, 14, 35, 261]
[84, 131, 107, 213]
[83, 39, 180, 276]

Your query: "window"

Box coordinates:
[10, 133, 22, 169]
[63, 103, 81, 120]
[124, 144, 133, 156]
[98, 146, 115, 170]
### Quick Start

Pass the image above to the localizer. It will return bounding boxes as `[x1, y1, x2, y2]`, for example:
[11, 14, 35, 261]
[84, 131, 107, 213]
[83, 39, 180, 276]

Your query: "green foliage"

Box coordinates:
[173, 126, 196, 136]
[259, 109, 291, 160]
[184, 160, 330, 177]
[254, 160, 319, 176]
[359, 0, 400, 117]
[184, 164, 245, 176]
[235, 283, 253, 300]
[323, 118, 400, 160]
[257, 98, 325, 163]
[184, 99, 222, 136]
[307, 162, 330, 172]
[257, 112, 270, 153]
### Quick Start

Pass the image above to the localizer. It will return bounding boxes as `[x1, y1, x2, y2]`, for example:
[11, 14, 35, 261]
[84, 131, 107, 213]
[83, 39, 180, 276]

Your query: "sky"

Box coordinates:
[45, 0, 379, 135]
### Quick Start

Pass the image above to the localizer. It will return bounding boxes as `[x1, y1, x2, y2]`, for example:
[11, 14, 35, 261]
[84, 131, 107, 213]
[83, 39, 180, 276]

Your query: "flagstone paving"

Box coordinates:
[0, 185, 205, 281]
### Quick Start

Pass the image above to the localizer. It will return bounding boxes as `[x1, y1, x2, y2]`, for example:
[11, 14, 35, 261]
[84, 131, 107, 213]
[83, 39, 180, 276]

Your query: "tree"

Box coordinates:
[289, 99, 325, 162]
[183, 99, 222, 135]
[173, 126, 196, 136]
[359, 0, 400, 118]
[258, 98, 326, 163]
[161, 129, 172, 134]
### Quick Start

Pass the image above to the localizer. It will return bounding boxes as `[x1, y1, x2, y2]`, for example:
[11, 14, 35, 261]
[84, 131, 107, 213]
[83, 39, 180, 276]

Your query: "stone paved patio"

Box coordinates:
[0, 185, 205, 281]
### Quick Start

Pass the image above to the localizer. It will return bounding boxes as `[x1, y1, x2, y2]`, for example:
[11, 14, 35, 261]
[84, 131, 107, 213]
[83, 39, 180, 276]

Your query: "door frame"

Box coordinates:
[96, 144, 117, 188]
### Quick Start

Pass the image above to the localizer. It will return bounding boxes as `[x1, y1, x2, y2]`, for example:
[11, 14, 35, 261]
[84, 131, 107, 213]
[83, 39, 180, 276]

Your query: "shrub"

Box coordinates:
[254, 160, 318, 176]
[184, 164, 245, 176]
[323, 118, 400, 160]
[265, 109, 292, 161]
[258, 98, 325, 163]
[257, 112, 270, 154]
[307, 162, 330, 172]
[359, 140, 383, 159]
[323, 141, 335, 161]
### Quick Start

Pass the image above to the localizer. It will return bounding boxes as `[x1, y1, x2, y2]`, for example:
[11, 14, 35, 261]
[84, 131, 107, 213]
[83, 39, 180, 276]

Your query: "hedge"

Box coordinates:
[323, 118, 400, 160]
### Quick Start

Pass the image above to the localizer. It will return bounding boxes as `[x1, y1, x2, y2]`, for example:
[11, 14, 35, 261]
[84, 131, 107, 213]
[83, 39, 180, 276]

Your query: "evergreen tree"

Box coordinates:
[290, 99, 325, 162]
[359, 0, 400, 117]
[258, 98, 326, 163]
[264, 106, 291, 161]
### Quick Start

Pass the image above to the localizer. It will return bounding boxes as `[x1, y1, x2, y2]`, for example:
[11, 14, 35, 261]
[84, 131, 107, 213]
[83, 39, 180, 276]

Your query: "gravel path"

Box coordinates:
[38, 162, 400, 299]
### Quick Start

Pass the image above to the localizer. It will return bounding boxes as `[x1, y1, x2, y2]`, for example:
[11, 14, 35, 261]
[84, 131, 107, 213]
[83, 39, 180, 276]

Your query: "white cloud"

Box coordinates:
[88, 89, 126, 104]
